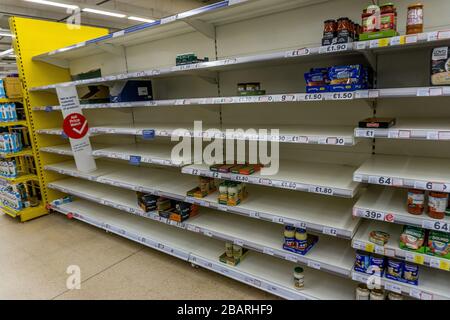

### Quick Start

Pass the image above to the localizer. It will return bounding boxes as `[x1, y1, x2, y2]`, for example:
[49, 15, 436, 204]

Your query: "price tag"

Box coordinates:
[368, 90, 380, 99]
[112, 30, 125, 38]
[384, 282, 402, 294]
[355, 41, 367, 50]
[319, 43, 349, 54]
[285, 48, 310, 58]
[426, 131, 439, 140]
[422, 220, 450, 233]
[292, 136, 309, 144]
[405, 252, 424, 265]
[374, 246, 385, 255]
[161, 15, 178, 24]
[369, 176, 393, 186]
[429, 87, 443, 96]
[187, 225, 200, 233]
[415, 181, 448, 192]
[420, 292, 433, 300]
[286, 254, 298, 262]
[439, 260, 450, 271]
[304, 93, 323, 101]
[438, 30, 450, 39]
[388, 130, 399, 139]
[438, 131, 450, 140]
[326, 137, 346, 145]
[310, 186, 334, 196]
[365, 243, 375, 253]
[390, 36, 405, 46]
[249, 211, 260, 219]
[409, 288, 422, 299]
[307, 261, 321, 270]
[417, 88, 430, 97]
[203, 231, 213, 237]
[272, 216, 285, 224]
[323, 227, 338, 237]
[331, 91, 354, 100]
[358, 129, 375, 138]
[263, 248, 275, 256]
[369, 39, 380, 48]
[398, 130, 411, 139]
[405, 35, 418, 44]
[129, 155, 141, 166]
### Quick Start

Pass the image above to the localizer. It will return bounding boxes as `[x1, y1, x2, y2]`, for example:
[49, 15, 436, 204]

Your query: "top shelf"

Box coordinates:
[30, 29, 450, 92]
[31, 0, 324, 67]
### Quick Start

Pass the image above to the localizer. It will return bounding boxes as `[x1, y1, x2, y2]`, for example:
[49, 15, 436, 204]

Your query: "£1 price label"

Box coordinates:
[285, 48, 310, 58]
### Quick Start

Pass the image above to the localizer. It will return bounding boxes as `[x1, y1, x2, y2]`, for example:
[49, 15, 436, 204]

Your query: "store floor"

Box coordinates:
[0, 212, 277, 300]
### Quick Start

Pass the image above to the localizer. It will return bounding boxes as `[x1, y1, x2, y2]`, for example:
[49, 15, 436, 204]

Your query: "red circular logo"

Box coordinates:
[385, 214, 395, 223]
[63, 113, 89, 140]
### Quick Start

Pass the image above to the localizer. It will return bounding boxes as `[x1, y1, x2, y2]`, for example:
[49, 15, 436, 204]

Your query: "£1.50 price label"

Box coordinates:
[331, 91, 354, 100]
[304, 93, 323, 101]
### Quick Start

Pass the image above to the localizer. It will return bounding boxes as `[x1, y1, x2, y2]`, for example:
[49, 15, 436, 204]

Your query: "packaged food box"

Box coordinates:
[219, 248, 249, 267]
[2, 77, 22, 99]
[431, 47, 450, 86]
[386, 258, 419, 286]
[399, 225, 426, 253]
[359, 29, 398, 41]
[283, 234, 318, 256]
[359, 117, 396, 129]
[425, 231, 449, 259]
[78, 85, 110, 104]
[137, 192, 158, 212]
[109, 80, 153, 103]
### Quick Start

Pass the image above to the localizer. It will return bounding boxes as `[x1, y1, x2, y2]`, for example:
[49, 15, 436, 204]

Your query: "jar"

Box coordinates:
[323, 19, 337, 35]
[284, 226, 296, 248]
[428, 192, 448, 220]
[293, 267, 304, 290]
[227, 184, 239, 206]
[295, 228, 308, 251]
[370, 289, 385, 300]
[362, 5, 380, 33]
[380, 3, 397, 31]
[407, 189, 425, 215]
[233, 244, 243, 259]
[237, 83, 247, 92]
[407, 3, 424, 35]
[218, 183, 228, 204]
[337, 17, 351, 33]
[225, 242, 233, 258]
[245, 83, 260, 92]
[356, 284, 370, 300]
[388, 292, 404, 300]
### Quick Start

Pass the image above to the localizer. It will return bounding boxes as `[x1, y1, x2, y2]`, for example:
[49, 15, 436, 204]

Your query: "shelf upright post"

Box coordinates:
[9, 17, 108, 220]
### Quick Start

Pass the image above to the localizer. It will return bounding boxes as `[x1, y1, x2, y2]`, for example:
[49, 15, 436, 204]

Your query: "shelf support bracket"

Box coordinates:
[362, 50, 377, 71]
[95, 43, 126, 58]
[184, 19, 216, 40]
[34, 56, 70, 69]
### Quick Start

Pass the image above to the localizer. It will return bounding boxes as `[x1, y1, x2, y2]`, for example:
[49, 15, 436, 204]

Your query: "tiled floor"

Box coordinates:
[0, 212, 277, 300]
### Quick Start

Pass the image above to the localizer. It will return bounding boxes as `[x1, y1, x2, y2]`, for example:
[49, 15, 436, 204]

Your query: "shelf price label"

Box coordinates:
[405, 252, 424, 265]
[310, 185, 334, 196]
[320, 43, 349, 54]
[307, 261, 321, 270]
[385, 282, 402, 294]
[330, 92, 354, 100]
[304, 93, 323, 101]
[263, 248, 275, 256]
[362, 209, 385, 222]
[415, 181, 448, 192]
[430, 259, 450, 271]
[285, 48, 310, 58]
[369, 176, 393, 186]
[323, 227, 338, 237]
[129, 155, 141, 166]
[422, 220, 450, 233]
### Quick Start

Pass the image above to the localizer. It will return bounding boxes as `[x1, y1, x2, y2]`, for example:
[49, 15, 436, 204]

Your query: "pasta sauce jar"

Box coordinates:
[406, 3, 424, 35]
[428, 192, 448, 220]
[407, 189, 425, 215]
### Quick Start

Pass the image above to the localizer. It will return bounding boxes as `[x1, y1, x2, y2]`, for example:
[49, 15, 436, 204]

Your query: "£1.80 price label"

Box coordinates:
[311, 186, 334, 195]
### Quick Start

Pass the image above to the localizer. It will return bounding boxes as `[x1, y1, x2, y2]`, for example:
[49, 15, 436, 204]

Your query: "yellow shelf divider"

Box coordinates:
[9, 17, 108, 221]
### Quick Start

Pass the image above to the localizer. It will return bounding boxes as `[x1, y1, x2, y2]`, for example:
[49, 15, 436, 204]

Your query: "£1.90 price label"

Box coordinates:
[320, 43, 349, 54]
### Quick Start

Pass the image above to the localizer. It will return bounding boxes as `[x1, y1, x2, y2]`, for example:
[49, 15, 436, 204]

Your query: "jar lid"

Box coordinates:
[381, 3, 395, 7]
[294, 267, 304, 274]
[408, 3, 423, 8]
[324, 19, 336, 23]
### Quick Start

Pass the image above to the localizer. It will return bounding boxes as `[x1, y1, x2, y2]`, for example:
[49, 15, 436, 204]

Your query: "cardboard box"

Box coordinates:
[3, 77, 22, 99]
[78, 85, 110, 104]
[109, 80, 153, 103]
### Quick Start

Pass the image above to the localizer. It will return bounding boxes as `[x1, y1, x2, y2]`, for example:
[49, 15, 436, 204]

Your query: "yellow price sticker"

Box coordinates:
[414, 255, 425, 265]
[365, 243, 375, 253]
[440, 260, 450, 271]
[379, 38, 390, 47]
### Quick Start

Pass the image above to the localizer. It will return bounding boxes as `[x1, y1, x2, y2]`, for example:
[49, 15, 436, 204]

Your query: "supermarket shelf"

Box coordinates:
[0, 98, 22, 103]
[0, 205, 47, 221]
[0, 174, 39, 185]
[352, 220, 450, 272]
[37, 123, 357, 147]
[352, 268, 450, 300]
[41, 144, 110, 157]
[50, 199, 357, 300]
[0, 148, 33, 159]
[0, 120, 28, 128]
[44, 160, 360, 239]
[29, 28, 450, 92]
[353, 186, 450, 234]
[355, 119, 450, 141]
[48, 177, 356, 277]
[32, 86, 450, 112]
[40, 142, 191, 168]
[183, 161, 360, 198]
[92, 144, 187, 167]
[354, 154, 450, 193]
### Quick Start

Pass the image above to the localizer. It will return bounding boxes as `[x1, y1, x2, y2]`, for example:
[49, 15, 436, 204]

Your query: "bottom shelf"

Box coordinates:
[50, 199, 357, 300]
[1, 204, 48, 222]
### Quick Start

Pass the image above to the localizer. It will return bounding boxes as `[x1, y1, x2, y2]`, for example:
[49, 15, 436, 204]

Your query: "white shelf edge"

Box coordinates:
[48, 181, 351, 277]
[44, 163, 355, 239]
[182, 166, 358, 199]
[355, 126, 450, 142]
[49, 202, 326, 300]
[37, 125, 356, 147]
[32, 86, 450, 111]
[352, 206, 450, 234]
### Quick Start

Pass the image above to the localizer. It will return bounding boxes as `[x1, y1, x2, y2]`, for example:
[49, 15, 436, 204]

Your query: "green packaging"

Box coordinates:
[426, 231, 450, 260]
[399, 225, 426, 253]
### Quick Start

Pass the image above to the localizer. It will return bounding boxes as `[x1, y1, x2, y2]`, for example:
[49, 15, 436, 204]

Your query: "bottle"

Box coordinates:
[407, 3, 424, 35]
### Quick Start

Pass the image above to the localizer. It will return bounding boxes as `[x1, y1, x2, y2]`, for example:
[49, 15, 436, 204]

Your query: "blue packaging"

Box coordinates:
[0, 104, 7, 122]
[369, 255, 386, 276]
[9, 103, 17, 121]
[0, 80, 6, 99]
[328, 64, 364, 81]
[109, 80, 153, 103]
[354, 251, 371, 273]
[306, 85, 329, 93]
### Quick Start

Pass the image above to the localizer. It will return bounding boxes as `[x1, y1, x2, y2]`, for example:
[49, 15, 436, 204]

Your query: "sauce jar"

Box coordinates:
[293, 267, 304, 290]
[428, 192, 448, 220]
[388, 292, 404, 300]
[323, 19, 337, 35]
[337, 17, 351, 33]
[407, 189, 425, 215]
[370, 289, 385, 300]
[407, 3, 424, 35]
[356, 284, 370, 300]
[362, 5, 380, 33]
[380, 3, 397, 31]
[284, 226, 296, 248]
[225, 242, 233, 258]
